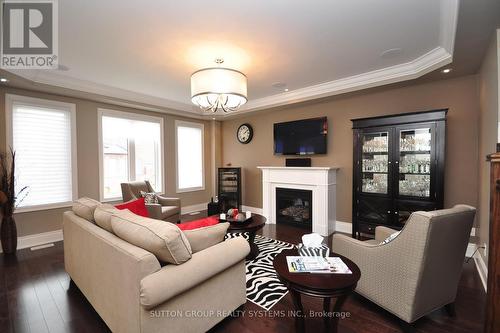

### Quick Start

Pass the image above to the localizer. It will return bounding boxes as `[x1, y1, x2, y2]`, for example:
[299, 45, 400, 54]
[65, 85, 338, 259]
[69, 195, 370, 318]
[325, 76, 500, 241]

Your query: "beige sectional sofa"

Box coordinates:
[63, 198, 250, 333]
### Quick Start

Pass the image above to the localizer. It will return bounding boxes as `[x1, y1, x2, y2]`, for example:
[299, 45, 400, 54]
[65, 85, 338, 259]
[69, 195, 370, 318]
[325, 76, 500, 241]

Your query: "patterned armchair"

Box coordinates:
[331, 205, 476, 331]
[120, 180, 181, 223]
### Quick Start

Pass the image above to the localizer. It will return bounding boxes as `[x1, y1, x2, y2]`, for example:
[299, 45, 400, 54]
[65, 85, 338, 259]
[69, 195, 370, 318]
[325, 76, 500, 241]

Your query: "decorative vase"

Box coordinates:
[1, 216, 17, 254]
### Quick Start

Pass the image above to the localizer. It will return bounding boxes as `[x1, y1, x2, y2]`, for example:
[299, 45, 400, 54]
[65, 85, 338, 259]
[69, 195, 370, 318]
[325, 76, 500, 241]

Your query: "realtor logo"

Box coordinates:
[1, 0, 58, 69]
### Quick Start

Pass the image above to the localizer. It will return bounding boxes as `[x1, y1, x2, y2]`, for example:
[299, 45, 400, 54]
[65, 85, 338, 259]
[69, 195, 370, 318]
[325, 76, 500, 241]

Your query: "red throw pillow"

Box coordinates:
[115, 197, 149, 217]
[178, 216, 219, 231]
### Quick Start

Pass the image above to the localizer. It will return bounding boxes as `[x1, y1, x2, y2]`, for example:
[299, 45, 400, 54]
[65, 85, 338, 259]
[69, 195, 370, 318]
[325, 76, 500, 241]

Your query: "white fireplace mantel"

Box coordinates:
[257, 166, 339, 236]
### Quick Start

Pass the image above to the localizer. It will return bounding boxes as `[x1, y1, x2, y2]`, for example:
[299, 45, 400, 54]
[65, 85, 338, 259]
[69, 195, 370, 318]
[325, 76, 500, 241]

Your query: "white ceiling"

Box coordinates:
[7, 0, 459, 117]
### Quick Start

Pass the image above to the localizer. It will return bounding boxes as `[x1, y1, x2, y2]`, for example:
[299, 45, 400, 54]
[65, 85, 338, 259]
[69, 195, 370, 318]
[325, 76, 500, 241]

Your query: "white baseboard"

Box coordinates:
[473, 249, 488, 292]
[466, 243, 476, 258]
[335, 221, 352, 234]
[181, 202, 208, 215]
[0, 229, 63, 253]
[241, 205, 263, 215]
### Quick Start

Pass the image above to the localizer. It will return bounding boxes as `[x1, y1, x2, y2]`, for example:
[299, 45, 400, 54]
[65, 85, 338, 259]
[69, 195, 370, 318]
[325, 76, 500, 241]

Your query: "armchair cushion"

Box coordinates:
[111, 210, 192, 264]
[161, 206, 180, 219]
[115, 197, 149, 217]
[157, 195, 181, 208]
[139, 237, 249, 308]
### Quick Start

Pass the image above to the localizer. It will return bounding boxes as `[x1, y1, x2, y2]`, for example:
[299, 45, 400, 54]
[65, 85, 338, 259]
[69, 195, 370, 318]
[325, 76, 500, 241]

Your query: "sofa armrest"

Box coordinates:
[145, 203, 162, 220]
[157, 195, 180, 207]
[140, 237, 249, 309]
[374, 226, 399, 242]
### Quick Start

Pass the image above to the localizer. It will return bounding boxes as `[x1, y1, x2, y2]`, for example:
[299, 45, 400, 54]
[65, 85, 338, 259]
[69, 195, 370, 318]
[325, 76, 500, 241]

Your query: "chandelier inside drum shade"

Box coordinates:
[191, 65, 247, 113]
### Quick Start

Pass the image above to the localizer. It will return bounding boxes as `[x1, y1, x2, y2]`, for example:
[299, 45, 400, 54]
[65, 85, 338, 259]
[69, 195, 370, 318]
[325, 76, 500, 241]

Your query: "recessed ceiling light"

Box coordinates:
[441, 68, 452, 74]
[272, 82, 287, 89]
[284, 88, 289, 92]
[380, 48, 402, 58]
[0, 78, 8, 83]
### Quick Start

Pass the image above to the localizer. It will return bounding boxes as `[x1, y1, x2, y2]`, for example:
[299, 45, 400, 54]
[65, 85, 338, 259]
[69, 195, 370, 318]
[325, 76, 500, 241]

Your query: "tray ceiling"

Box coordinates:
[6, 0, 459, 117]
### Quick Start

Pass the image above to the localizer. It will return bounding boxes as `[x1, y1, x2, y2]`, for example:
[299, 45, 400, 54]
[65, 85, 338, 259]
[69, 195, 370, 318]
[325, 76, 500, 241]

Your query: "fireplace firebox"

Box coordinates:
[276, 187, 312, 229]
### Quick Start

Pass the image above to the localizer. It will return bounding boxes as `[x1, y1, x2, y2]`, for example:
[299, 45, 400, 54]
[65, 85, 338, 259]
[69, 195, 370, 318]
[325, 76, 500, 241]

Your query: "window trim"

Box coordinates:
[175, 120, 205, 193]
[97, 108, 165, 202]
[5, 94, 78, 213]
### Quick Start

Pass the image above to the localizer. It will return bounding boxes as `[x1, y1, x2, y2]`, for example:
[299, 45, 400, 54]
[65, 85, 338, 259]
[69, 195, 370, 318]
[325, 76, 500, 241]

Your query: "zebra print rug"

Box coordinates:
[225, 233, 295, 311]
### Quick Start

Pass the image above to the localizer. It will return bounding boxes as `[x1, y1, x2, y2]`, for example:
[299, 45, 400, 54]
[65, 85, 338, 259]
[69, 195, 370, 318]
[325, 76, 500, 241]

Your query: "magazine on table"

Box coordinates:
[286, 256, 352, 274]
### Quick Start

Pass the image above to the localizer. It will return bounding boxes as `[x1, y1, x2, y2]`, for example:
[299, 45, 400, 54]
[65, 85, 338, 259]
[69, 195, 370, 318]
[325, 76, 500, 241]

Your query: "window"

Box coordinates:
[175, 121, 204, 192]
[98, 109, 163, 201]
[5, 94, 77, 211]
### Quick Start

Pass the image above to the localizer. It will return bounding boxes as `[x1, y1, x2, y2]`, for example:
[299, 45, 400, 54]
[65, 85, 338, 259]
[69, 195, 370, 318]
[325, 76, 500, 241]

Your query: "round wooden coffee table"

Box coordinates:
[223, 213, 266, 260]
[273, 250, 361, 333]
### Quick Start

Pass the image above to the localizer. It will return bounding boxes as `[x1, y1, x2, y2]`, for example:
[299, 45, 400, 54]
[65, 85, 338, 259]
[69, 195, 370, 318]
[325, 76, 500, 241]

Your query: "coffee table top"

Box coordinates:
[216, 213, 266, 233]
[273, 250, 361, 295]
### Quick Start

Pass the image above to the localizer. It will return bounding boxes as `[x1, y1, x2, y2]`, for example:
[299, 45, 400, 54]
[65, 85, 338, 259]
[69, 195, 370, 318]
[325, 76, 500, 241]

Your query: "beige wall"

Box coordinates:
[477, 29, 500, 261]
[0, 87, 216, 237]
[221, 75, 480, 224]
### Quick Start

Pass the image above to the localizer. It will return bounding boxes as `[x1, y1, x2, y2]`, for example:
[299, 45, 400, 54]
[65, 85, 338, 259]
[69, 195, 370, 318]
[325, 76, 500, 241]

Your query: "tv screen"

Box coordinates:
[274, 117, 328, 155]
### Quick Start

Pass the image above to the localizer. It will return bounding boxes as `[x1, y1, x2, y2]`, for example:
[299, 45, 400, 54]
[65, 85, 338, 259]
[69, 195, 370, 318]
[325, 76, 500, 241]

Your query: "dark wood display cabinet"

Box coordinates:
[218, 167, 242, 212]
[351, 110, 446, 238]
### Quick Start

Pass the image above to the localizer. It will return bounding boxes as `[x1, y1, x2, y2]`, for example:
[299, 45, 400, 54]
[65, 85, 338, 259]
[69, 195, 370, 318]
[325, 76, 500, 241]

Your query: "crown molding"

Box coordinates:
[224, 46, 452, 118]
[6, 68, 202, 115]
[5, 46, 453, 120]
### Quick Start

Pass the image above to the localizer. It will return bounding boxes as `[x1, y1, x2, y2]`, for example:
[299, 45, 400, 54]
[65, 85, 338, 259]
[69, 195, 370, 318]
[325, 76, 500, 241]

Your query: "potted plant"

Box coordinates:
[0, 149, 28, 254]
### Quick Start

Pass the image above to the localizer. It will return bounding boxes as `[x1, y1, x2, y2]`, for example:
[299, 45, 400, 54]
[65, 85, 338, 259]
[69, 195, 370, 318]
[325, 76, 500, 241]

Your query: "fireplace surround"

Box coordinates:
[258, 166, 338, 236]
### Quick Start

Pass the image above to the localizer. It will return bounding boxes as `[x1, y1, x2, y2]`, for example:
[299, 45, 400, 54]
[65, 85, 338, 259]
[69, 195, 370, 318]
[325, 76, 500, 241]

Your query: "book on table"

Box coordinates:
[286, 256, 352, 274]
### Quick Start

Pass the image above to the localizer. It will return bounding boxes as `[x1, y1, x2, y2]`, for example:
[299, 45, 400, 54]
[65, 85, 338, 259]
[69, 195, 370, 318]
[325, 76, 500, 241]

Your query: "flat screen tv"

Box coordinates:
[274, 117, 328, 155]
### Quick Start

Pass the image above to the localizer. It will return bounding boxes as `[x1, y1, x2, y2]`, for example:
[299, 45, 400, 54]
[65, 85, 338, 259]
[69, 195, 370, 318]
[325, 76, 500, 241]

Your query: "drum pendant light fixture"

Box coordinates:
[191, 59, 247, 113]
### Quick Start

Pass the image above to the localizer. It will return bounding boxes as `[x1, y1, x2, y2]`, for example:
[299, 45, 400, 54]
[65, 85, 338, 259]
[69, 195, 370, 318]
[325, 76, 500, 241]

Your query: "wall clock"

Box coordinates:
[237, 123, 253, 144]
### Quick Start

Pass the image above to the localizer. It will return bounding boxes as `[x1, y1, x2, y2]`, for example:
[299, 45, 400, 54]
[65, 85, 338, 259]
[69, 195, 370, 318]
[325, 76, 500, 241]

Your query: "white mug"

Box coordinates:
[219, 213, 226, 220]
[245, 211, 252, 218]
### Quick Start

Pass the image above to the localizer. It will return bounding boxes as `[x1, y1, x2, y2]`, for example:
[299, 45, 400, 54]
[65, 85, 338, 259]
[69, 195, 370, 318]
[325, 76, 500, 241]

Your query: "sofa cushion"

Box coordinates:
[115, 197, 149, 217]
[160, 206, 180, 219]
[111, 210, 192, 264]
[178, 216, 219, 231]
[94, 204, 122, 233]
[182, 222, 230, 253]
[72, 197, 100, 222]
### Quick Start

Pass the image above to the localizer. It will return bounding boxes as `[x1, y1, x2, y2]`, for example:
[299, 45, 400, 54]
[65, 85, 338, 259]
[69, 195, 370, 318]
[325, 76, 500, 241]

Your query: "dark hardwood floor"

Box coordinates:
[0, 211, 486, 333]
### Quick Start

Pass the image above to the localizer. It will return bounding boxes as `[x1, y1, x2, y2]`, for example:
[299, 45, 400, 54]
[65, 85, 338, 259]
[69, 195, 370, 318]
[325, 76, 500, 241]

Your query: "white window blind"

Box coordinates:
[99, 110, 163, 200]
[10, 101, 76, 209]
[176, 121, 204, 192]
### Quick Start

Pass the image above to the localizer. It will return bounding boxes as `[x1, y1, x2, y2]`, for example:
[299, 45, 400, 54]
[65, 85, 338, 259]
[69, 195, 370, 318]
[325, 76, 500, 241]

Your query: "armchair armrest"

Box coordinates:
[331, 233, 379, 253]
[375, 226, 399, 242]
[140, 237, 250, 309]
[145, 203, 162, 220]
[156, 195, 180, 207]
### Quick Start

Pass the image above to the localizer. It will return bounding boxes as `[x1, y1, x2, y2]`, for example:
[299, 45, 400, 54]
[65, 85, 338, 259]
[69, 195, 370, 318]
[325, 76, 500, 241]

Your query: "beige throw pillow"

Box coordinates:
[94, 204, 122, 233]
[182, 222, 230, 253]
[72, 197, 101, 222]
[111, 210, 192, 264]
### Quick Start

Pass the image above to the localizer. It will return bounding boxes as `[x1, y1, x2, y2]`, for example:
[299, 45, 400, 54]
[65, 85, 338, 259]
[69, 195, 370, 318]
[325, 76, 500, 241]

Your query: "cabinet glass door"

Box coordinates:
[397, 127, 433, 198]
[361, 131, 390, 194]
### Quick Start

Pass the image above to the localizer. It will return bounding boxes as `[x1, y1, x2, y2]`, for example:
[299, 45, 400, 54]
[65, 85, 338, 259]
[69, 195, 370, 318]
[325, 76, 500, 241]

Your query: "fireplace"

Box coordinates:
[276, 187, 312, 229]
